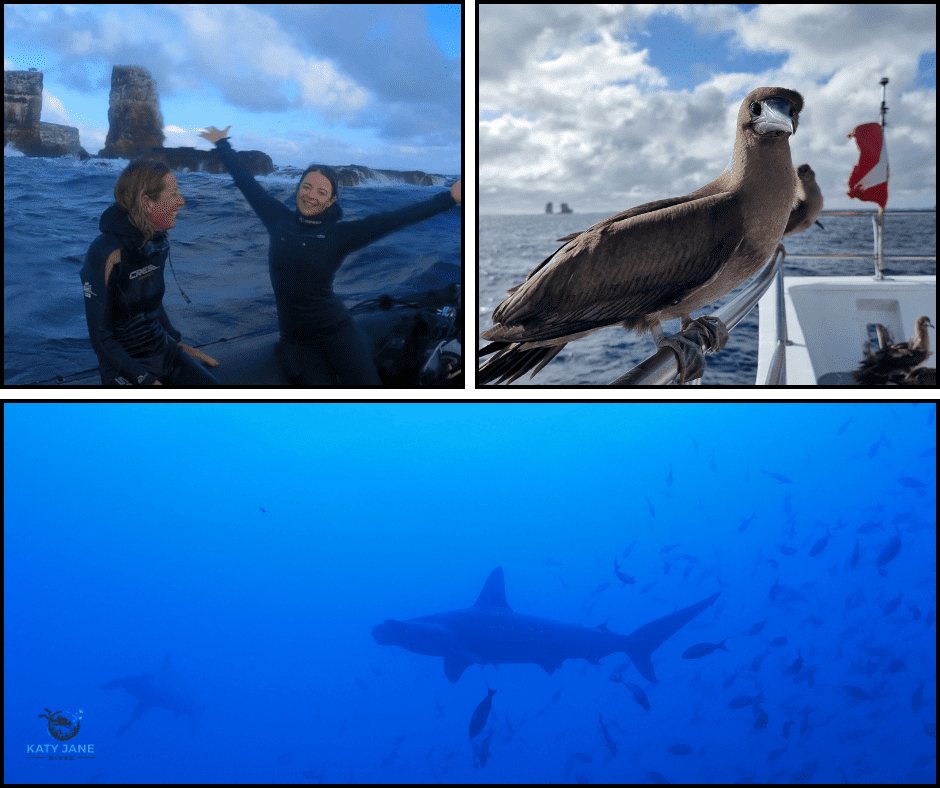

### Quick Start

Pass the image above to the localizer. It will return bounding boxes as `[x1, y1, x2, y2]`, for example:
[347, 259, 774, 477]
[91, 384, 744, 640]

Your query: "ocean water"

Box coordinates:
[4, 403, 935, 784]
[3, 150, 461, 384]
[479, 211, 936, 385]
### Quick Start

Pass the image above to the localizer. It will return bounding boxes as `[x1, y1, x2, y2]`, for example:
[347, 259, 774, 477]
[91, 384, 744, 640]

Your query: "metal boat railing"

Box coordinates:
[609, 247, 783, 386]
[610, 210, 936, 386]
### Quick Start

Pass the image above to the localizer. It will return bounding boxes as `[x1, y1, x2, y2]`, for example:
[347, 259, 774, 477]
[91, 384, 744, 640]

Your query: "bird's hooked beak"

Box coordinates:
[751, 98, 796, 137]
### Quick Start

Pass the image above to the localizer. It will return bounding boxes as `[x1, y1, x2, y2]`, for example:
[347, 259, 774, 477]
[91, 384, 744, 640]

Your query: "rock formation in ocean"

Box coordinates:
[329, 163, 450, 187]
[377, 168, 446, 187]
[94, 66, 276, 176]
[4, 70, 43, 154]
[5, 70, 89, 158]
[7, 65, 450, 184]
[146, 146, 275, 177]
[98, 65, 165, 159]
[40, 122, 90, 159]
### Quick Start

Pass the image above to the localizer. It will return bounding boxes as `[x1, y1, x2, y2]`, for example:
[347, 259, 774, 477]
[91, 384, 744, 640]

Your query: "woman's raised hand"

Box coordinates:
[199, 126, 232, 144]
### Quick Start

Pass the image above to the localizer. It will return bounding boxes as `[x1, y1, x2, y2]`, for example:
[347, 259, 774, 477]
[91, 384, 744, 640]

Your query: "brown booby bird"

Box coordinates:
[784, 164, 824, 236]
[479, 87, 805, 385]
[895, 366, 936, 386]
[853, 315, 934, 385]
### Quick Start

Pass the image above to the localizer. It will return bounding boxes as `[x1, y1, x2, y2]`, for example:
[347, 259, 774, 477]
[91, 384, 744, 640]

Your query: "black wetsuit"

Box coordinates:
[214, 138, 458, 385]
[79, 205, 219, 386]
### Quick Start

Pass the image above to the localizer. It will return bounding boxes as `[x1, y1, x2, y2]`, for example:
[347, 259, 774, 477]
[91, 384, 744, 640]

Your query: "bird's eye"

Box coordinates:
[750, 102, 761, 115]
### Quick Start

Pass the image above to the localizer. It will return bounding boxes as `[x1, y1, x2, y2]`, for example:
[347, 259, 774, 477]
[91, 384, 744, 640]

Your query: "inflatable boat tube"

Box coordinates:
[43, 262, 461, 386]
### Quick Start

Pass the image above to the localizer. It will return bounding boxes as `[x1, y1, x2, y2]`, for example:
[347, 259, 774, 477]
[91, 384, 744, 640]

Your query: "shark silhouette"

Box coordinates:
[372, 567, 721, 683]
[101, 651, 203, 737]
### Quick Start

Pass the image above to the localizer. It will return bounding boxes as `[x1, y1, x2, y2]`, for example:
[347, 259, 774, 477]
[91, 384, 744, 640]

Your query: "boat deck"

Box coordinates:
[757, 275, 936, 385]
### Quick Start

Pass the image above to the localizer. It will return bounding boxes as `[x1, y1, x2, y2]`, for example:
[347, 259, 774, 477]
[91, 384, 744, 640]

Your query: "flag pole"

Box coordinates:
[876, 77, 889, 279]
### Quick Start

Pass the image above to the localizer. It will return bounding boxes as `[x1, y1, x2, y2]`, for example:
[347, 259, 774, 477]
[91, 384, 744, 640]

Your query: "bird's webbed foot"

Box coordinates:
[655, 315, 730, 384]
[680, 315, 729, 353]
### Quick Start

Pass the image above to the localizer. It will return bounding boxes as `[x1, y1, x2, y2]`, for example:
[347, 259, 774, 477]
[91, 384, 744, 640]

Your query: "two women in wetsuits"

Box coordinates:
[80, 126, 461, 386]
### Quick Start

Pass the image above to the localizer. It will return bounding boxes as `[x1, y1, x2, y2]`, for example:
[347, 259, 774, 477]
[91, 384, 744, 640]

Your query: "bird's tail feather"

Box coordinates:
[478, 344, 566, 384]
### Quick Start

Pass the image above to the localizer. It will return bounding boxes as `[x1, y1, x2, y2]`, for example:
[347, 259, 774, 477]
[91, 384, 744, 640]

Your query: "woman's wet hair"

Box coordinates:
[114, 159, 173, 245]
[297, 164, 340, 205]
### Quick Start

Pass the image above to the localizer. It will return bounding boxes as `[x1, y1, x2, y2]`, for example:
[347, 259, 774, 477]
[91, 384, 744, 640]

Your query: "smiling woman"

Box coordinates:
[296, 167, 338, 217]
[190, 125, 460, 386]
[78, 159, 222, 386]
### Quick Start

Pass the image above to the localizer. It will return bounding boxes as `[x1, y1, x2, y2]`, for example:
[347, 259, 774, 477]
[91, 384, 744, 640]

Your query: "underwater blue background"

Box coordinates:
[3, 403, 935, 783]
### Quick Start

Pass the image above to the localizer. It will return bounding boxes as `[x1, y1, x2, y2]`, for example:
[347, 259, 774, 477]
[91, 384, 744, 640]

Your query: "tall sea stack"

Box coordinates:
[98, 65, 165, 159]
[4, 70, 45, 155]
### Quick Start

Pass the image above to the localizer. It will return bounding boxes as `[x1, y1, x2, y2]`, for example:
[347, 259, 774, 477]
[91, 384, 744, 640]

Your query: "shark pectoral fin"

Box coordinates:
[539, 662, 560, 675]
[129, 699, 152, 721]
[444, 655, 473, 683]
[114, 700, 152, 737]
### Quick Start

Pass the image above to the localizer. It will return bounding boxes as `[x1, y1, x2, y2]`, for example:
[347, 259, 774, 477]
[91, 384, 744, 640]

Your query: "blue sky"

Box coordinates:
[4, 4, 461, 173]
[480, 5, 936, 213]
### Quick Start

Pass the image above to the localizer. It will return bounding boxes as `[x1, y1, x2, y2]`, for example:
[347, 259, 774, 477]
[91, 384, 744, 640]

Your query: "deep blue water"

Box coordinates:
[4, 403, 936, 783]
[3, 151, 461, 384]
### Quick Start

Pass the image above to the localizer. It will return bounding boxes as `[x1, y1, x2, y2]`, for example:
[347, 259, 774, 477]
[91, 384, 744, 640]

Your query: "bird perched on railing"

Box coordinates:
[479, 87, 805, 385]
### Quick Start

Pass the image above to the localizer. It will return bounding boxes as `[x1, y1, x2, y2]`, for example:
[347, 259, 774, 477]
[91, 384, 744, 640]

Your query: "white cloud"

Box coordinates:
[480, 5, 936, 212]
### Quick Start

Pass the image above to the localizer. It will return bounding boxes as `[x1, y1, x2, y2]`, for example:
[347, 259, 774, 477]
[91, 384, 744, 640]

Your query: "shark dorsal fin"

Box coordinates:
[472, 567, 514, 613]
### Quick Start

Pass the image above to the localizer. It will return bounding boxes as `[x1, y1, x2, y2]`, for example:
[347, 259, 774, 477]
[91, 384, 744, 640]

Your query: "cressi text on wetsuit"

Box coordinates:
[214, 137, 458, 385]
[79, 205, 219, 386]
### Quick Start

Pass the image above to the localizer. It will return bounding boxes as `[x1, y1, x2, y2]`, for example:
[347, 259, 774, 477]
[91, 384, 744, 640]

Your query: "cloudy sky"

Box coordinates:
[480, 5, 936, 214]
[4, 4, 461, 173]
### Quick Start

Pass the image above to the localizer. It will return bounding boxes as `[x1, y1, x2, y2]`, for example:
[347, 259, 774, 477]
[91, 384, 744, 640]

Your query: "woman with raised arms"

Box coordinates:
[79, 125, 460, 385]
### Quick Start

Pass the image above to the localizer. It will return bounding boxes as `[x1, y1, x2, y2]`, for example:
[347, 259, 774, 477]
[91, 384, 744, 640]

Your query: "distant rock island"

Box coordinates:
[327, 164, 449, 187]
[4, 65, 450, 184]
[4, 70, 89, 158]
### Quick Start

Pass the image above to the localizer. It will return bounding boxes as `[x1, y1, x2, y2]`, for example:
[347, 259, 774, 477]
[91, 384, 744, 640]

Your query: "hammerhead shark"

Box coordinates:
[372, 567, 721, 683]
[100, 650, 203, 736]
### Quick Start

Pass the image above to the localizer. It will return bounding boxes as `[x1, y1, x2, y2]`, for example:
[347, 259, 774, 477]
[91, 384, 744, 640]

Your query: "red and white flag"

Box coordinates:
[846, 122, 888, 209]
